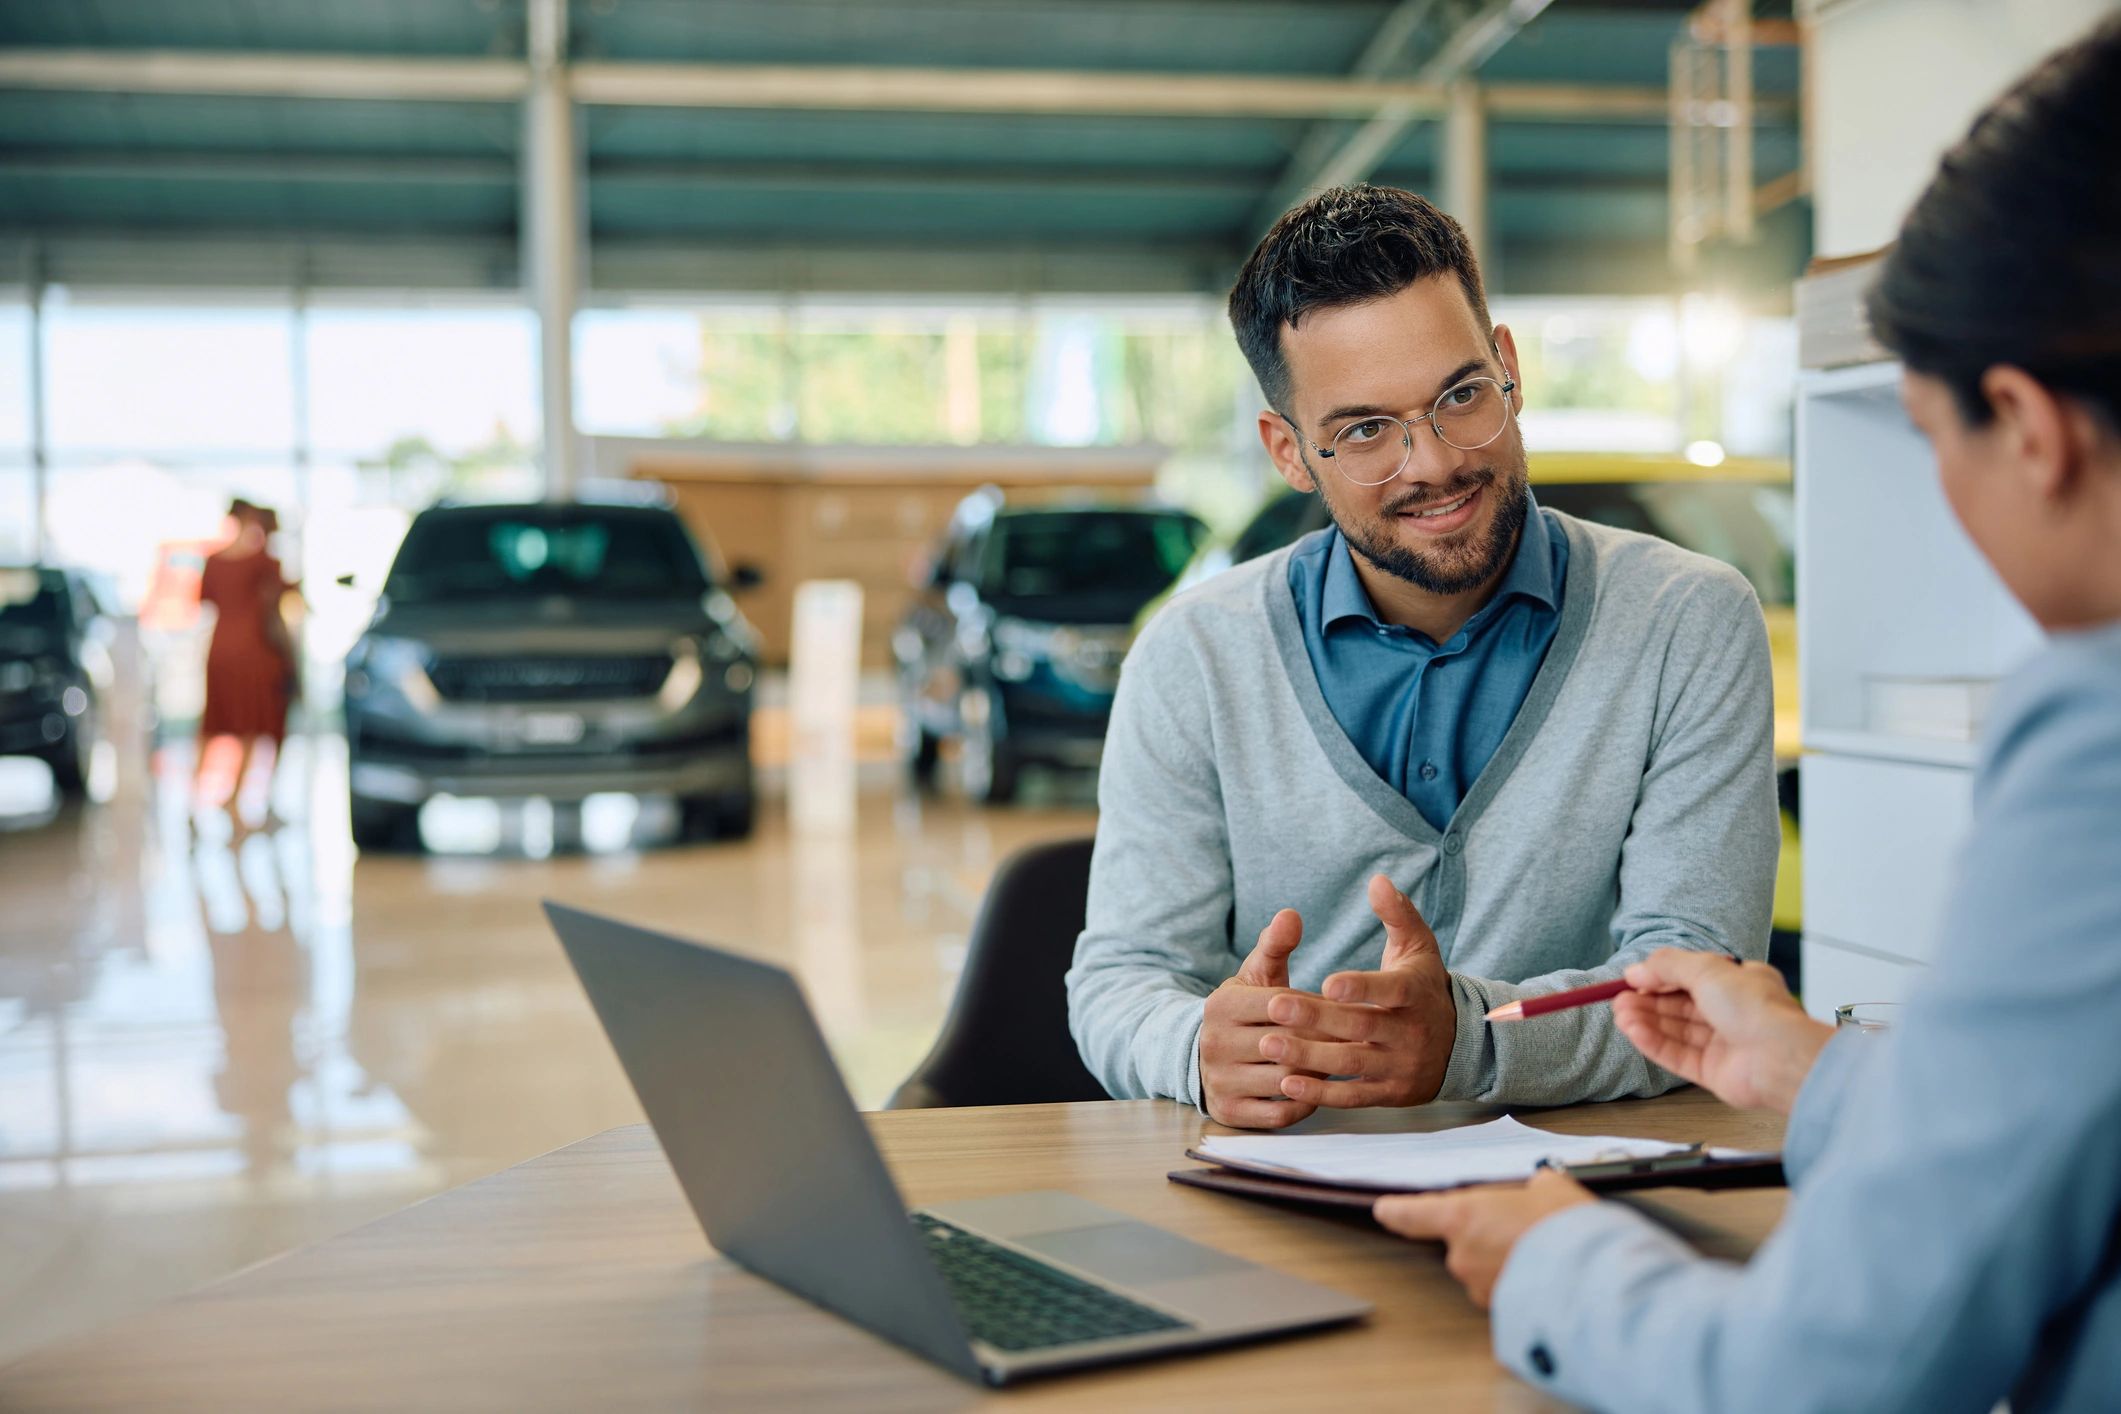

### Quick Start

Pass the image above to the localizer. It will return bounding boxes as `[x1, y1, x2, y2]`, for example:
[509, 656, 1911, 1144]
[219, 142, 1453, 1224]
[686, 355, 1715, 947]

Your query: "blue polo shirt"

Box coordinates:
[1286, 497, 1568, 830]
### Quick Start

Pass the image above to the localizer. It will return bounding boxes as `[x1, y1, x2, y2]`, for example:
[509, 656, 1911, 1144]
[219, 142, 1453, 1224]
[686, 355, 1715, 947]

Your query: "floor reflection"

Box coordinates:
[0, 718, 1096, 1367]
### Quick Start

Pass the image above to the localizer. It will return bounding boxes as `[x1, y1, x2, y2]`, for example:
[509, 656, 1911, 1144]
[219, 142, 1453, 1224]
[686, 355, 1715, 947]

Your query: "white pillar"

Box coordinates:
[1442, 78, 1490, 281]
[524, 0, 581, 499]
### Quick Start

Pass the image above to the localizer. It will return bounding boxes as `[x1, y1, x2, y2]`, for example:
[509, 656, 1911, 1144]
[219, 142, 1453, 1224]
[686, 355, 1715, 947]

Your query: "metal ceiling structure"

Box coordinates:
[0, 0, 1806, 488]
[0, 0, 1805, 299]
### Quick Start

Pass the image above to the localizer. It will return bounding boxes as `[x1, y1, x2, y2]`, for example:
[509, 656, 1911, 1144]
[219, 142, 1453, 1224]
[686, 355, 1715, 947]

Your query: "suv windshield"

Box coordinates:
[383, 508, 710, 604]
[982, 511, 1204, 605]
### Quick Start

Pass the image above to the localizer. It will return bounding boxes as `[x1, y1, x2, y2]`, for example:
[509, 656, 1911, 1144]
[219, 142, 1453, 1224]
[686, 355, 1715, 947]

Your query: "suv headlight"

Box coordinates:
[991, 617, 1056, 658]
[356, 636, 441, 713]
[990, 617, 1058, 683]
[658, 638, 705, 710]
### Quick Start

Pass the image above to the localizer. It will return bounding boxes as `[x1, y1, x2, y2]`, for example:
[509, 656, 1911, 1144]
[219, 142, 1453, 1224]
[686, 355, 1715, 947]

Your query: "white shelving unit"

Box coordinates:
[1795, 359, 2042, 1019]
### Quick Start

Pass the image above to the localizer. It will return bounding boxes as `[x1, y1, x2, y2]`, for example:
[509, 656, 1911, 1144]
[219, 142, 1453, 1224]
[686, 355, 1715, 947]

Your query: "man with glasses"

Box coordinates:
[1067, 185, 1777, 1125]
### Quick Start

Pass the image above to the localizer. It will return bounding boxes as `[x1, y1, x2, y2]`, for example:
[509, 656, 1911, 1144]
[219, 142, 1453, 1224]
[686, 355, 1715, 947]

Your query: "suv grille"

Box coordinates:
[427, 654, 672, 703]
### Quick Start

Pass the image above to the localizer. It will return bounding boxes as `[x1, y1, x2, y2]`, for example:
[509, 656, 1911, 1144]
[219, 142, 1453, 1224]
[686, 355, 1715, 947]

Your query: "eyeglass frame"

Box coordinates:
[1280, 374, 1519, 485]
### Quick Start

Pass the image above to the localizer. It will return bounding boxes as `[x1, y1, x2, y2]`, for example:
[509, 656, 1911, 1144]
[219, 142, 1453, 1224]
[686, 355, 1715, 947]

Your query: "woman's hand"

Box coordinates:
[1612, 950, 1835, 1116]
[1372, 1169, 1595, 1309]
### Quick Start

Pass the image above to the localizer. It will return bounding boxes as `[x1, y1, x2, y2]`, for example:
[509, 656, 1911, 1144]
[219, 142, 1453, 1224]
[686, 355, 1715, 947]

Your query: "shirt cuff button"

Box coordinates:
[1529, 1344, 1556, 1378]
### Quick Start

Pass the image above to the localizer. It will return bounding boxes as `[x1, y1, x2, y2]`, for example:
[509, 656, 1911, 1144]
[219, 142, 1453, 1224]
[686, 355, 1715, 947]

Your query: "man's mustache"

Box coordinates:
[1381, 470, 1494, 517]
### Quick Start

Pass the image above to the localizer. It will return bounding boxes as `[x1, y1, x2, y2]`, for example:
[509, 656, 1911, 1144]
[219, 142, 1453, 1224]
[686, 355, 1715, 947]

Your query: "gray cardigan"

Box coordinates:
[1065, 511, 1778, 1109]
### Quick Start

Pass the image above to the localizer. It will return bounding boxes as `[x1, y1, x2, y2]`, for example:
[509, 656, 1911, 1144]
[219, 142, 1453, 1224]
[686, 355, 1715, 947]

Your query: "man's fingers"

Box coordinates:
[1206, 986, 1332, 1031]
[1321, 967, 1419, 1007]
[1279, 1073, 1398, 1108]
[1268, 992, 1394, 1043]
[1373, 1193, 1458, 1240]
[1259, 1032, 1373, 1076]
[1210, 1060, 1314, 1097]
[1368, 874, 1440, 968]
[1210, 1096, 1317, 1130]
[1236, 908, 1304, 987]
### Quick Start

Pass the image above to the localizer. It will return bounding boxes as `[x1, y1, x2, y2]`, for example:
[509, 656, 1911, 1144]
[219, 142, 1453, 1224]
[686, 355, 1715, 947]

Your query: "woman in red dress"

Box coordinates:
[195, 500, 298, 818]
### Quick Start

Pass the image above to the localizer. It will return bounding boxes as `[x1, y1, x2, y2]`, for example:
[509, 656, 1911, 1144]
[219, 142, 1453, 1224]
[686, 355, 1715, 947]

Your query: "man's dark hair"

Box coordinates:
[1228, 184, 1490, 415]
[1867, 16, 2121, 431]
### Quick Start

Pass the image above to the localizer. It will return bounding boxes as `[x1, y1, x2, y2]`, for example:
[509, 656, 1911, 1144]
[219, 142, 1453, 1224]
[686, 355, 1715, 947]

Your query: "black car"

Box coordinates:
[895, 493, 1206, 803]
[0, 566, 113, 796]
[342, 491, 761, 850]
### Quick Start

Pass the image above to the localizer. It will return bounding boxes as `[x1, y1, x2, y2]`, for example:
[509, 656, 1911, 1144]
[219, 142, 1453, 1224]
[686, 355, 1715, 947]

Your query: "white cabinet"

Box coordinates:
[1794, 361, 2041, 1022]
[1800, 755, 1972, 963]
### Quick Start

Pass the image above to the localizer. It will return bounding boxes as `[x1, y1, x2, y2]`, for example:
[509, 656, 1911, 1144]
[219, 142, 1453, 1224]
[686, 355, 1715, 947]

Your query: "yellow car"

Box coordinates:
[1137, 451, 1804, 949]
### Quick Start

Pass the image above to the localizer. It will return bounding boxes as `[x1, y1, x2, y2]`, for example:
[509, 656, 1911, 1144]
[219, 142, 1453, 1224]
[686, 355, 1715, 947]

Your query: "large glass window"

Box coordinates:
[45, 295, 296, 456]
[304, 301, 539, 490]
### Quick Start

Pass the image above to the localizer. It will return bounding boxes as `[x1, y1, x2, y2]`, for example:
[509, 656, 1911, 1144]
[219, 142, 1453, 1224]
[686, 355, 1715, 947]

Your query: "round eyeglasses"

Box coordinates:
[1292, 376, 1518, 487]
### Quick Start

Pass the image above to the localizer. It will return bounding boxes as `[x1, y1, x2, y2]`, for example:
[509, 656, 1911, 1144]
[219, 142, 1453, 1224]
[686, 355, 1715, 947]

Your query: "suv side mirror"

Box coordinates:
[729, 562, 765, 591]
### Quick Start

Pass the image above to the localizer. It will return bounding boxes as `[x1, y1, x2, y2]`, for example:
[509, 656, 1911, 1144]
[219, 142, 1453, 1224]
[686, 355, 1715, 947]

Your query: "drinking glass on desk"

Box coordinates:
[1834, 1002, 1899, 1032]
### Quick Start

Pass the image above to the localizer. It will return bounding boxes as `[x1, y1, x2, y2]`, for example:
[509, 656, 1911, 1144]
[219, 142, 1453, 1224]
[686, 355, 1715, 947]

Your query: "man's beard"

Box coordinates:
[1315, 460, 1531, 596]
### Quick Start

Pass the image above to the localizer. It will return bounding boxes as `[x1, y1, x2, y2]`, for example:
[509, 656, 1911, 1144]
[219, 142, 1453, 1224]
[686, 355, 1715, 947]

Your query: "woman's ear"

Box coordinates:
[1979, 365, 2079, 505]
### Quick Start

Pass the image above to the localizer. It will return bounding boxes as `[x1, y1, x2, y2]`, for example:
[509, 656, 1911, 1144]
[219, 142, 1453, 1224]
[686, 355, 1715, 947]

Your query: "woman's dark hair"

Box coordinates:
[1867, 15, 2121, 430]
[1228, 184, 1490, 414]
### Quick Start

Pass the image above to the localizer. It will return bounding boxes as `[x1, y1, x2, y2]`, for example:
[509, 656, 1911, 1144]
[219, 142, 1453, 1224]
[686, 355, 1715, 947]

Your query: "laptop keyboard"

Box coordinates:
[911, 1213, 1195, 1352]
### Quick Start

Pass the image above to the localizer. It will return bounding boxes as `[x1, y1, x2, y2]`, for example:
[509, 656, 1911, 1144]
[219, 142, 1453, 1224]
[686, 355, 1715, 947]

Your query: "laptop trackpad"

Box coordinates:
[1017, 1222, 1251, 1286]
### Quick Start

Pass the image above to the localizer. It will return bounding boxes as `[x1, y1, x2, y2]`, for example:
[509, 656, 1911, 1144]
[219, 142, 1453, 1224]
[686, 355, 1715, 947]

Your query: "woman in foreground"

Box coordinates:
[1373, 19, 2121, 1413]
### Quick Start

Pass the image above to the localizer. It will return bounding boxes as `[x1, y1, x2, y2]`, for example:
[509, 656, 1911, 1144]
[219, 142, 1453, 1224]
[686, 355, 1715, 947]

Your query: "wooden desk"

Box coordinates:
[0, 1094, 1785, 1412]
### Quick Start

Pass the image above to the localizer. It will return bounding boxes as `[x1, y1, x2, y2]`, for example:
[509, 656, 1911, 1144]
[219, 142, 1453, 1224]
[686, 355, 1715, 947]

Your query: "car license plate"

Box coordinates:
[515, 711, 586, 746]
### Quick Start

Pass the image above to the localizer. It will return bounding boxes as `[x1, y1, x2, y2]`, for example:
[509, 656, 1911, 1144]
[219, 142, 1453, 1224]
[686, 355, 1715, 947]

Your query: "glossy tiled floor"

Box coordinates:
[0, 708, 1095, 1368]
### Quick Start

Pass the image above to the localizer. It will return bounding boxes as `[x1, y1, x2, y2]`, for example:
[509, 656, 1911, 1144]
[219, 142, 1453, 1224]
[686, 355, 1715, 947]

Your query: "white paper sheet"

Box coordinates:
[1195, 1115, 1690, 1191]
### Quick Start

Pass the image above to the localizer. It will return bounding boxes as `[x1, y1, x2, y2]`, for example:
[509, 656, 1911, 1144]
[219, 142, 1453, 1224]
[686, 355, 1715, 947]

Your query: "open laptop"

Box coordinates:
[544, 902, 1370, 1386]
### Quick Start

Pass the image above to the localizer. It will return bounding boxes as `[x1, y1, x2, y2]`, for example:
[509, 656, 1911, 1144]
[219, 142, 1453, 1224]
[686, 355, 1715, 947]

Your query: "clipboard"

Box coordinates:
[1169, 1145, 1786, 1216]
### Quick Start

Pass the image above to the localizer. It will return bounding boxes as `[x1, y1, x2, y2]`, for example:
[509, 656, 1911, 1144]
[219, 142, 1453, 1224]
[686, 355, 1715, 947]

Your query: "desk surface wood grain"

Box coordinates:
[0, 1094, 1786, 1412]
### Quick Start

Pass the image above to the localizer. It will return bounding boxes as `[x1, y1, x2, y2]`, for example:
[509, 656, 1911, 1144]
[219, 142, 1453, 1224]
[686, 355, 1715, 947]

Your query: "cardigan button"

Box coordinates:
[1529, 1344, 1556, 1377]
[1443, 833, 1463, 856]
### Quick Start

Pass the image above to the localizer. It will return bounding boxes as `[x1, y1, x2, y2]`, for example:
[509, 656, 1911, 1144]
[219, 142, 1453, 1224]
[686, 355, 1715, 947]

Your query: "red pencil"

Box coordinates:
[1484, 956, 1740, 1022]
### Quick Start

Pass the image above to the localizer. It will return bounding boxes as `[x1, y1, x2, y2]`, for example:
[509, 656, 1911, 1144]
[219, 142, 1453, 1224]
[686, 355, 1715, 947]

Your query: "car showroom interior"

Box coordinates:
[5, 1, 2120, 1409]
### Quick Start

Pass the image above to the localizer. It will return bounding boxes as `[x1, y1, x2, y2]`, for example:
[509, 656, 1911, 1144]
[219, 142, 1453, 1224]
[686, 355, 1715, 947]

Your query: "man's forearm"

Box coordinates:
[1065, 961, 1211, 1105]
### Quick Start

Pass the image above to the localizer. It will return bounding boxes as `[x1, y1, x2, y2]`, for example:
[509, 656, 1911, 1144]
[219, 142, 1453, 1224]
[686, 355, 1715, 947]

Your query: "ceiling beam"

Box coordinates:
[0, 50, 527, 103]
[0, 150, 1259, 197]
[0, 48, 1741, 123]
[0, 150, 1679, 201]
[567, 60, 1644, 122]
[1250, 0, 1555, 231]
[0, 150, 518, 185]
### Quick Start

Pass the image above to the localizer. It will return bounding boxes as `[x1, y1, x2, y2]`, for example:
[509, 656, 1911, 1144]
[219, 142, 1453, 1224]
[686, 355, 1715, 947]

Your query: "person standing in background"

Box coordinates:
[195, 500, 299, 827]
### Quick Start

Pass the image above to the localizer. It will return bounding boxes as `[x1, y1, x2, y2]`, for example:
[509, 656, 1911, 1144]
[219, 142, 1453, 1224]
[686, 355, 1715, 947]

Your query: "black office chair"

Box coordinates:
[886, 835, 1112, 1109]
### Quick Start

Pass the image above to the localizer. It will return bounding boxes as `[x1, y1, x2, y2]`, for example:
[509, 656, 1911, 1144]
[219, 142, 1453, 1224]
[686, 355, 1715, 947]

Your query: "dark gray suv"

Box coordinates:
[342, 493, 759, 850]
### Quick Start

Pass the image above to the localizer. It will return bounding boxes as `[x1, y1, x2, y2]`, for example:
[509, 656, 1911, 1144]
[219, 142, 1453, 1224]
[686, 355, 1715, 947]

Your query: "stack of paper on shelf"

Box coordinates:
[1797, 247, 1892, 369]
